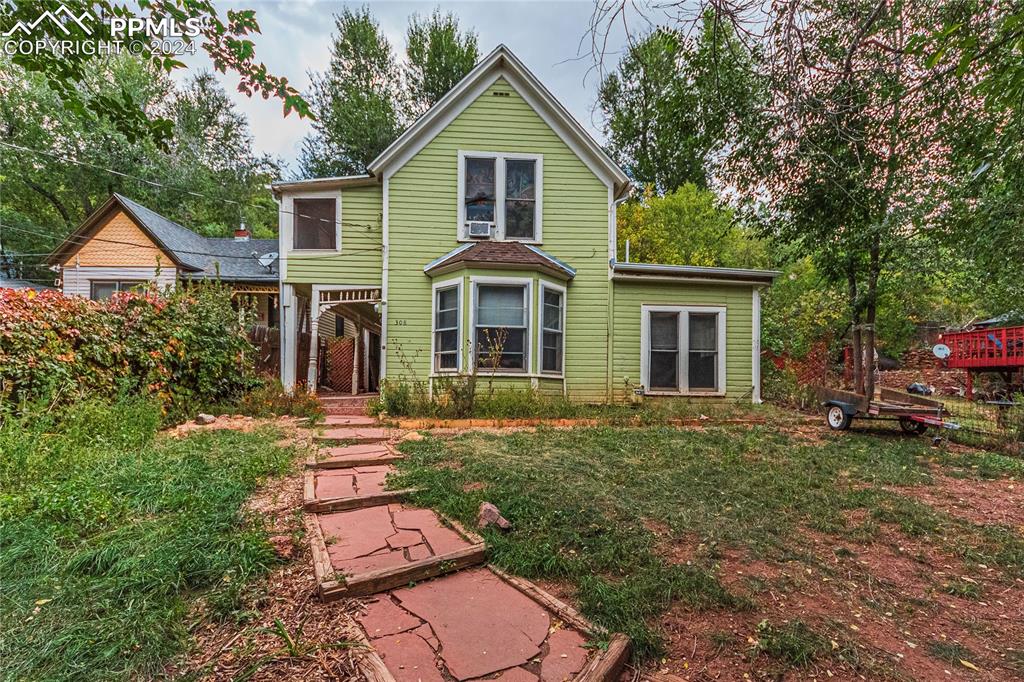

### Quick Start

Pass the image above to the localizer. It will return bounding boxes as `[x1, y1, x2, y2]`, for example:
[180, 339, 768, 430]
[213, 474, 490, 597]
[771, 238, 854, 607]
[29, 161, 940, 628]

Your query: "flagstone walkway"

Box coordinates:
[302, 412, 629, 681]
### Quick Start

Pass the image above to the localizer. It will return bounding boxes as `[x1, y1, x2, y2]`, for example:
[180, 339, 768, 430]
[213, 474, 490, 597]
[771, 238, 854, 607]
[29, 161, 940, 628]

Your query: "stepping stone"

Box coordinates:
[323, 415, 378, 427]
[313, 504, 483, 593]
[392, 568, 551, 680]
[373, 631, 445, 682]
[314, 443, 402, 469]
[314, 466, 393, 499]
[357, 596, 422, 638]
[540, 628, 589, 682]
[470, 668, 537, 682]
[316, 427, 394, 443]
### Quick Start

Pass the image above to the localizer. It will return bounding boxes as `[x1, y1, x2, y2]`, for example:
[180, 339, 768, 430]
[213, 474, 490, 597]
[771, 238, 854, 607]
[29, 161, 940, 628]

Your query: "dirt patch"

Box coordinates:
[896, 473, 1024, 528]
[167, 414, 310, 438]
[168, 425, 365, 681]
[645, 519, 1024, 681]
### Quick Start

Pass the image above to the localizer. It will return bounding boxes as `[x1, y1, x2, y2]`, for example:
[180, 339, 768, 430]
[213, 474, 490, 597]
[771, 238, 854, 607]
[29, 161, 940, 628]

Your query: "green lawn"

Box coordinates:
[0, 400, 299, 681]
[391, 423, 1024, 662]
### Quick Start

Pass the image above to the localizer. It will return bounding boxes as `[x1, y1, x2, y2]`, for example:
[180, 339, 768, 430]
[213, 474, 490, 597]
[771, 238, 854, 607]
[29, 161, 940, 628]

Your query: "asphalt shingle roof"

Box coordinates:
[424, 241, 575, 279]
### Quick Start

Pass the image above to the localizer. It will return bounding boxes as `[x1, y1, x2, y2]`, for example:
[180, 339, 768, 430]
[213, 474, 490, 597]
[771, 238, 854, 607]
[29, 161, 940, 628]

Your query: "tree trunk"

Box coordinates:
[848, 263, 863, 392]
[863, 235, 881, 400]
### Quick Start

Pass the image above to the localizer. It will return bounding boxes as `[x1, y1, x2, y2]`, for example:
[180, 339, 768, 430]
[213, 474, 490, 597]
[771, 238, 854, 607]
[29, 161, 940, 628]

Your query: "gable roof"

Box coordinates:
[47, 194, 279, 282]
[368, 44, 630, 198]
[424, 241, 575, 280]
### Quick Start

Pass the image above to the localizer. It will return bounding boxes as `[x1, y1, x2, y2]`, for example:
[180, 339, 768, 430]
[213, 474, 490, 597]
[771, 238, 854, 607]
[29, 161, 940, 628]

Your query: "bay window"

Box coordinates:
[540, 284, 564, 374]
[433, 281, 461, 372]
[474, 283, 529, 371]
[459, 152, 542, 241]
[641, 306, 726, 394]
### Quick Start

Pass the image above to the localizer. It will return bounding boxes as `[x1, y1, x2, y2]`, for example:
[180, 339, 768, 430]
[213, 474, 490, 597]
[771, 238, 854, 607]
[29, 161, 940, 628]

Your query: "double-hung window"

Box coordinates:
[540, 284, 564, 374]
[433, 281, 461, 372]
[474, 283, 529, 371]
[641, 306, 726, 394]
[459, 152, 541, 241]
[293, 197, 337, 250]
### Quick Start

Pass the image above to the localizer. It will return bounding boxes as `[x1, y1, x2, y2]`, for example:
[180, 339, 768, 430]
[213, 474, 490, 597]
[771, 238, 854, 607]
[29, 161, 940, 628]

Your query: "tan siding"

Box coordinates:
[65, 210, 173, 268]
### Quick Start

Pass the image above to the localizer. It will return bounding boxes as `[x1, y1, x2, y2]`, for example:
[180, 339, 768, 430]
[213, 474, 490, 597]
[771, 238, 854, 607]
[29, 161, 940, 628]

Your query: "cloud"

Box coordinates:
[177, 1, 639, 173]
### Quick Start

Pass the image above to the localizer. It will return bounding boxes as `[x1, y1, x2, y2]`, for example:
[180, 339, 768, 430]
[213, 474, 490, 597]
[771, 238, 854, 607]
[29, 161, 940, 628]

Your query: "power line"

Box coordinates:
[0, 140, 382, 231]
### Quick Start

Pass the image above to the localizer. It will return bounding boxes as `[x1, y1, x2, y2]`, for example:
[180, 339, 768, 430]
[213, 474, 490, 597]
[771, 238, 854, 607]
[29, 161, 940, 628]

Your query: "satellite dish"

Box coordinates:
[257, 252, 278, 269]
[933, 343, 951, 360]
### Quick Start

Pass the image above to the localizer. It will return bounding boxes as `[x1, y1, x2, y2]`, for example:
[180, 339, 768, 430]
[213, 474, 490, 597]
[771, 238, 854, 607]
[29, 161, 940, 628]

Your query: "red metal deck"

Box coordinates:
[939, 325, 1024, 370]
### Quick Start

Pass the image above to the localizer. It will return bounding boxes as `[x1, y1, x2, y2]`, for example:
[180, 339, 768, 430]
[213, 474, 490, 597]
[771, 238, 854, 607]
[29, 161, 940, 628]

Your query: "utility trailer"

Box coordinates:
[815, 386, 954, 434]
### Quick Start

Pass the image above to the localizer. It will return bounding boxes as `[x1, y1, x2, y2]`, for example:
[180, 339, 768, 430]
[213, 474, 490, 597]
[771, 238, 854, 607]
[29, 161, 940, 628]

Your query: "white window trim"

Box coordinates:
[537, 281, 566, 378]
[281, 189, 342, 255]
[457, 150, 543, 243]
[640, 305, 727, 397]
[470, 275, 533, 374]
[431, 277, 463, 374]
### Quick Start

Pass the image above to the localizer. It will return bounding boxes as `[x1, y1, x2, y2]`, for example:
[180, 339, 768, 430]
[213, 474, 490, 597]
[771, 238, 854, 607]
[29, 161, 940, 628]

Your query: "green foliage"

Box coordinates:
[616, 184, 768, 267]
[0, 0, 309, 146]
[753, 619, 828, 666]
[0, 55, 279, 284]
[374, 379, 583, 420]
[298, 7, 478, 178]
[298, 7, 402, 177]
[405, 9, 479, 117]
[760, 258, 845, 357]
[0, 399, 297, 681]
[232, 379, 325, 421]
[0, 283, 255, 421]
[599, 15, 763, 192]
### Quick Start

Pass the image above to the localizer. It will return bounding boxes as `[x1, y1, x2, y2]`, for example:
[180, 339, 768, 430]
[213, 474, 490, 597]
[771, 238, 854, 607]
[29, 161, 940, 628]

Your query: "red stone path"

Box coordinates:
[316, 442, 401, 467]
[315, 465, 394, 500]
[356, 568, 591, 682]
[323, 414, 379, 427]
[305, 413, 627, 681]
[318, 503, 475, 577]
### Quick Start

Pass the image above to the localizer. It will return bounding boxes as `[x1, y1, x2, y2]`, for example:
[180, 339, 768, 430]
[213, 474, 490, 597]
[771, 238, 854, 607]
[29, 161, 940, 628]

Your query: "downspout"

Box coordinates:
[606, 190, 630, 403]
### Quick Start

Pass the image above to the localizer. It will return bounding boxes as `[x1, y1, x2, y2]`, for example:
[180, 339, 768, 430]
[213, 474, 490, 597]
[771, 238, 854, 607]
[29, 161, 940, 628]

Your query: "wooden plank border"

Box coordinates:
[307, 453, 404, 470]
[575, 633, 630, 682]
[303, 488, 420, 513]
[322, 543, 486, 601]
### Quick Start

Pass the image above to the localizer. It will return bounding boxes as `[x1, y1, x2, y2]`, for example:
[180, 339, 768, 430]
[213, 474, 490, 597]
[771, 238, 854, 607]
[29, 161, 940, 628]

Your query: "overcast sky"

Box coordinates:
[178, 1, 648, 174]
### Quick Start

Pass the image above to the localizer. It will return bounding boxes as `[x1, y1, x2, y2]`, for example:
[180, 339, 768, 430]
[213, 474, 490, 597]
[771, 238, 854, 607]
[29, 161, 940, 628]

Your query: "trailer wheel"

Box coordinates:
[899, 417, 928, 435]
[826, 405, 851, 430]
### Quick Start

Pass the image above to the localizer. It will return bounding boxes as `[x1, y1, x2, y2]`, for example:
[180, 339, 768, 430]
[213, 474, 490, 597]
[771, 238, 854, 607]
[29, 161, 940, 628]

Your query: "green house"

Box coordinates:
[272, 45, 778, 404]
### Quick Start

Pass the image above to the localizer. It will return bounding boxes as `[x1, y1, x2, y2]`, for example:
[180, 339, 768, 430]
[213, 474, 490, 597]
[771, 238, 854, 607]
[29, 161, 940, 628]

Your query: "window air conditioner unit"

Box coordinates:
[467, 221, 494, 238]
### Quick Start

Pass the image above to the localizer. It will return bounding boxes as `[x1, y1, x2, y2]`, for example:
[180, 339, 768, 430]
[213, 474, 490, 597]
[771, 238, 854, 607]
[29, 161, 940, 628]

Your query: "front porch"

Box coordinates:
[280, 284, 383, 395]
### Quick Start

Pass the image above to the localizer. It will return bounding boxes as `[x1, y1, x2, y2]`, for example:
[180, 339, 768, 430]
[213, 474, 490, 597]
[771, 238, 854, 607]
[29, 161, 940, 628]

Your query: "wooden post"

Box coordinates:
[966, 370, 973, 401]
[352, 322, 362, 395]
[307, 298, 320, 392]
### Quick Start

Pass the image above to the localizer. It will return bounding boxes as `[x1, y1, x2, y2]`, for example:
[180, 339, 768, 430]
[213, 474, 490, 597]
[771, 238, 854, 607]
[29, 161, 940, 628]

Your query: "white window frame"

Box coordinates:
[537, 281, 566, 377]
[457, 150, 543, 243]
[282, 190, 342, 255]
[470, 276, 533, 374]
[431, 277, 463, 374]
[640, 305, 727, 396]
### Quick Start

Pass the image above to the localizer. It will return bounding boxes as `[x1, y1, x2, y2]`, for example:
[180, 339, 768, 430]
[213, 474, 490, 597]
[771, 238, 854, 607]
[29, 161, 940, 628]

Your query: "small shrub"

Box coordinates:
[762, 363, 818, 410]
[232, 379, 324, 421]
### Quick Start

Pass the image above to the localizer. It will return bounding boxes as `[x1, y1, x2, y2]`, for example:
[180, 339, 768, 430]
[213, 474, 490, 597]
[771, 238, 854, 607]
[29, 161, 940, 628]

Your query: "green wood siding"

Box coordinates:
[386, 77, 611, 401]
[611, 280, 756, 401]
[285, 184, 383, 285]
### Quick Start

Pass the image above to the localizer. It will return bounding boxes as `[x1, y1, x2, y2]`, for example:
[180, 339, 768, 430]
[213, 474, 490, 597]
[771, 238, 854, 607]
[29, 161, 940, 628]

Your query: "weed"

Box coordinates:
[943, 578, 982, 599]
[0, 399, 298, 681]
[927, 640, 975, 664]
[753, 619, 828, 666]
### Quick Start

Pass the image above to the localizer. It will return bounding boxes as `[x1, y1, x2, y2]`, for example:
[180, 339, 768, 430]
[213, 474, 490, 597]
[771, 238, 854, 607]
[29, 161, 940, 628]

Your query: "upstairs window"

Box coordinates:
[459, 152, 542, 241]
[293, 198, 337, 250]
[475, 283, 528, 371]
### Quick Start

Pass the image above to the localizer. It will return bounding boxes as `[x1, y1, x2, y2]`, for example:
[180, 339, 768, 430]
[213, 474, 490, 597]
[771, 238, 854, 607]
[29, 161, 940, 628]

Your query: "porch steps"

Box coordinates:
[314, 427, 395, 444]
[318, 393, 376, 417]
[308, 443, 404, 469]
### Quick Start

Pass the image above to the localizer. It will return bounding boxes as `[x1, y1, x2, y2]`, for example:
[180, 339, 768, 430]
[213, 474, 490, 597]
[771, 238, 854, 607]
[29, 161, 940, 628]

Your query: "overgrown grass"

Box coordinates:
[391, 424, 1024, 660]
[0, 399, 298, 681]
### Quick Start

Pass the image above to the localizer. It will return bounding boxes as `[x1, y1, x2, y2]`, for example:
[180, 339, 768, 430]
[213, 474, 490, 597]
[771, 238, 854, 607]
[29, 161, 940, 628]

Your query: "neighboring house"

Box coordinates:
[45, 194, 280, 325]
[273, 45, 779, 403]
[0, 273, 53, 291]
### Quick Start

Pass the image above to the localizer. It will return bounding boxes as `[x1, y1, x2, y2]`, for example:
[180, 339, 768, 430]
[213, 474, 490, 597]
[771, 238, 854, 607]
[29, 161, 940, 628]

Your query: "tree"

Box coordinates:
[297, 7, 402, 178]
[405, 10, 479, 118]
[617, 184, 768, 268]
[0, 54, 279, 283]
[298, 7, 479, 178]
[0, 0, 310, 145]
[598, 15, 762, 192]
